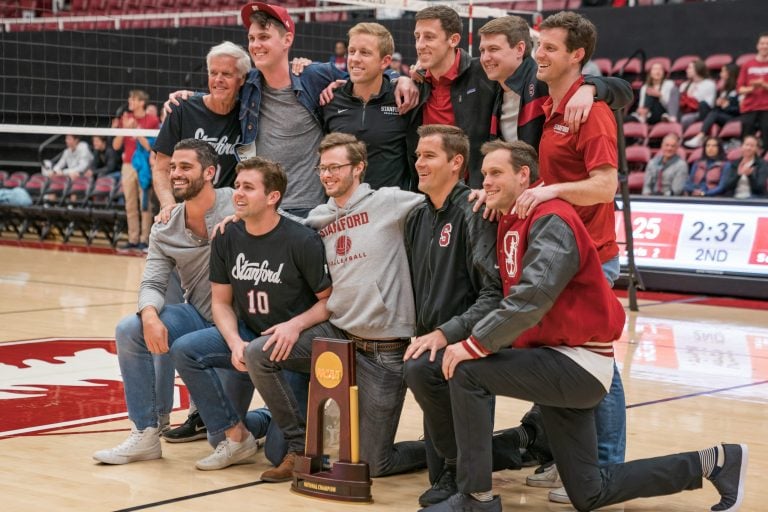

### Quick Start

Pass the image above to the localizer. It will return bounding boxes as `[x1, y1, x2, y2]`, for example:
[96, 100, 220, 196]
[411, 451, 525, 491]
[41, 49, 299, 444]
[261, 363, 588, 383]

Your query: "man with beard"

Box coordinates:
[93, 139, 236, 465]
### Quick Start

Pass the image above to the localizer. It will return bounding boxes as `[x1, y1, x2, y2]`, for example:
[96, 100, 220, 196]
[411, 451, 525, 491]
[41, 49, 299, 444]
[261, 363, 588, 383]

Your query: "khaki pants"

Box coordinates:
[121, 163, 152, 244]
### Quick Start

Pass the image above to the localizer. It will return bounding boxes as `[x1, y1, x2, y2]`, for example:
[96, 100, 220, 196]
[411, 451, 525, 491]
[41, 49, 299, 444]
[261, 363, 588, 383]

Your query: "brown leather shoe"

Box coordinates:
[260, 452, 297, 483]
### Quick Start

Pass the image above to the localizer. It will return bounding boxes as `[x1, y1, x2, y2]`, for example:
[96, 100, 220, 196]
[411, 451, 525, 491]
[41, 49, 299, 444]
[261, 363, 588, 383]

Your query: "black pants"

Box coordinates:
[449, 348, 703, 512]
[741, 110, 768, 151]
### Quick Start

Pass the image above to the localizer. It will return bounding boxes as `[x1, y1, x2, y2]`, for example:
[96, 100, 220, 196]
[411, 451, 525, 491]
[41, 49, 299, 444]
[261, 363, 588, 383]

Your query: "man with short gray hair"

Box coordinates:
[153, 41, 250, 216]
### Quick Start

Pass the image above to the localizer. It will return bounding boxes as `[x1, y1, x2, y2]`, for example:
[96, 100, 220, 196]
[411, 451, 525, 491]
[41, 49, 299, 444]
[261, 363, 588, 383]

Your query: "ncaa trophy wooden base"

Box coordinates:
[292, 338, 372, 503]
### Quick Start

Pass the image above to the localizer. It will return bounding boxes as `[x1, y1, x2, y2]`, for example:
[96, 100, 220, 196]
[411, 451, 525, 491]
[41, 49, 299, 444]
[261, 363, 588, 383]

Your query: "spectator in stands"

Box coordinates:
[113, 89, 159, 251]
[146, 104, 159, 120]
[684, 136, 727, 196]
[737, 33, 768, 153]
[685, 63, 741, 148]
[642, 133, 688, 196]
[45, 134, 92, 177]
[629, 62, 679, 124]
[390, 51, 410, 76]
[154, 41, 249, 222]
[322, 22, 416, 189]
[329, 39, 347, 72]
[87, 135, 120, 179]
[705, 135, 768, 198]
[678, 59, 717, 131]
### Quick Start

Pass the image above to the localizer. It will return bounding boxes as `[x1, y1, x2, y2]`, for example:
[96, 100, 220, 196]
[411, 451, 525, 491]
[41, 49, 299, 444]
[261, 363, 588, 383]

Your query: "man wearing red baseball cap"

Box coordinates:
[233, 2, 344, 218]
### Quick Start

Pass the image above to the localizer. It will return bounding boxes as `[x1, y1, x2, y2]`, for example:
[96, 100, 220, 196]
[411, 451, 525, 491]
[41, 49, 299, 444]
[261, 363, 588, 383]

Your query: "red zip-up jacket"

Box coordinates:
[465, 196, 625, 358]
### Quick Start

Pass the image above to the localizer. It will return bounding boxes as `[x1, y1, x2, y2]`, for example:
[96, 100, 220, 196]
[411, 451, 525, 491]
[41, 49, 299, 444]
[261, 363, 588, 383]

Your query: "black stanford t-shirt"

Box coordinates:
[210, 216, 331, 333]
[153, 95, 241, 188]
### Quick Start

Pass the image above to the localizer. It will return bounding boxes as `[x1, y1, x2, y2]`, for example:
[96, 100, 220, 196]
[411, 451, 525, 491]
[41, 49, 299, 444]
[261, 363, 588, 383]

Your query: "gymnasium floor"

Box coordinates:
[0, 242, 765, 511]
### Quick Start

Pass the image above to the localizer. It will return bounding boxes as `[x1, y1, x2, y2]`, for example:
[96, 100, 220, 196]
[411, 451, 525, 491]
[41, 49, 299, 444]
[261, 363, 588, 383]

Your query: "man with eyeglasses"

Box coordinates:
[211, 133, 427, 480]
[300, 132, 427, 478]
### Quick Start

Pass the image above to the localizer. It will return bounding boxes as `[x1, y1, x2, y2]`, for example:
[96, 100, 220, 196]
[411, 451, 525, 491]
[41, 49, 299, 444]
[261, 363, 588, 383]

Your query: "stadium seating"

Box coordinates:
[647, 122, 683, 148]
[717, 120, 743, 142]
[704, 53, 733, 73]
[623, 122, 649, 147]
[670, 55, 700, 82]
[682, 121, 719, 140]
[592, 58, 612, 76]
[687, 147, 703, 164]
[736, 53, 756, 66]
[644, 56, 671, 73]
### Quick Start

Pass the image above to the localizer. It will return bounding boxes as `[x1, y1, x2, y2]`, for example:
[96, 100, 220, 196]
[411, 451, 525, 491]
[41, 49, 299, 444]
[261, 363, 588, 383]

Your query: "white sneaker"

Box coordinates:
[548, 486, 571, 504]
[684, 133, 705, 149]
[93, 426, 161, 464]
[526, 463, 562, 488]
[195, 433, 258, 471]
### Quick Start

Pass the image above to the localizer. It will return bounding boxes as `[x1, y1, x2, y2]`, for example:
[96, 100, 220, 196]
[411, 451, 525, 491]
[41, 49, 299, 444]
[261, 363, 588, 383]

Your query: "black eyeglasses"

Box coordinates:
[315, 162, 354, 176]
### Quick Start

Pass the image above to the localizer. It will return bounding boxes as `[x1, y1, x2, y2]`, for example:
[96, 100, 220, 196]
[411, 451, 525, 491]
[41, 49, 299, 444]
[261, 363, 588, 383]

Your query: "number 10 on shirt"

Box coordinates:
[247, 290, 270, 314]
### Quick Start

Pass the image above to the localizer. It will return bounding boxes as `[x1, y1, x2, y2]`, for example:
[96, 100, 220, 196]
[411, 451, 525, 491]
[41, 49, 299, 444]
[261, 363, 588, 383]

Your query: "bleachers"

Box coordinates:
[0, 171, 127, 246]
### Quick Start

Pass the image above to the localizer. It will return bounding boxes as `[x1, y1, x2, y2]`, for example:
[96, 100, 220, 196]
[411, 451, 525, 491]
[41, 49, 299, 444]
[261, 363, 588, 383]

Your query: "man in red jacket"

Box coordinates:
[421, 139, 748, 512]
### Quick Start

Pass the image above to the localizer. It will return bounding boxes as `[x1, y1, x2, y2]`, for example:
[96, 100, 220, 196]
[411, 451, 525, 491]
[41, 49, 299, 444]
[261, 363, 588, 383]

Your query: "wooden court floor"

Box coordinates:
[0, 243, 766, 511]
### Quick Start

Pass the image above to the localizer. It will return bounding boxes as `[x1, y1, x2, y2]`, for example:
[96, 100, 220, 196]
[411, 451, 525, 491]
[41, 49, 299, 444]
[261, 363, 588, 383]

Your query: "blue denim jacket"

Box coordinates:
[238, 62, 346, 145]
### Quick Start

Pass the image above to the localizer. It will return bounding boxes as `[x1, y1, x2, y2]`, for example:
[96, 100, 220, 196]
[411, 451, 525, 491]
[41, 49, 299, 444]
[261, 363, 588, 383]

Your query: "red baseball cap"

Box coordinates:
[240, 2, 295, 35]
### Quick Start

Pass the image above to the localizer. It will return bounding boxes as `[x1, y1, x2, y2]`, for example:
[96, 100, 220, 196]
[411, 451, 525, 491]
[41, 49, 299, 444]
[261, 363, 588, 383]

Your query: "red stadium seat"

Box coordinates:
[612, 57, 642, 76]
[67, 176, 93, 205]
[10, 171, 29, 186]
[704, 54, 733, 73]
[683, 121, 719, 140]
[687, 147, 703, 164]
[24, 173, 48, 204]
[623, 122, 648, 146]
[718, 120, 742, 141]
[627, 172, 645, 194]
[736, 53, 756, 66]
[645, 56, 671, 73]
[625, 145, 651, 172]
[726, 147, 742, 161]
[670, 55, 700, 83]
[647, 122, 683, 148]
[592, 58, 612, 76]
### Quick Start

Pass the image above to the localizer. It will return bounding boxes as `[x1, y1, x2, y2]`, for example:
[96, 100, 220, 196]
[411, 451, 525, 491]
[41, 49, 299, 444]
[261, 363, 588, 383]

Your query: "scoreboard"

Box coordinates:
[615, 198, 768, 278]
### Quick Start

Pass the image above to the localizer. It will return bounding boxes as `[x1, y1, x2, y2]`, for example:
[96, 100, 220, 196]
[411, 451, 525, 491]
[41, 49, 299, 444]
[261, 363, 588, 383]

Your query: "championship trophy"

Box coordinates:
[292, 338, 372, 503]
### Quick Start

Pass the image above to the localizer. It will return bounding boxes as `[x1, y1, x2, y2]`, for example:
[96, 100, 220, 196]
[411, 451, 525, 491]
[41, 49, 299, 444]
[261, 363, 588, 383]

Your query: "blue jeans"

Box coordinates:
[171, 322, 259, 437]
[115, 303, 211, 430]
[244, 321, 344, 454]
[596, 255, 627, 464]
[172, 322, 310, 461]
[356, 345, 426, 477]
[208, 371, 311, 466]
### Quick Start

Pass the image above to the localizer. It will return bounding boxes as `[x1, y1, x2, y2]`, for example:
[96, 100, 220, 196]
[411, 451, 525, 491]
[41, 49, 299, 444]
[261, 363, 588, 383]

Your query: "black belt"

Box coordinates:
[345, 334, 410, 353]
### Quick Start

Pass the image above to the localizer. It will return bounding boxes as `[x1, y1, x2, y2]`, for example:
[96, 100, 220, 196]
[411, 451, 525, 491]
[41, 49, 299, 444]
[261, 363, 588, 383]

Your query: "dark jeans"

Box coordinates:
[356, 345, 427, 476]
[450, 347, 703, 512]
[404, 350, 457, 463]
[702, 109, 737, 136]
